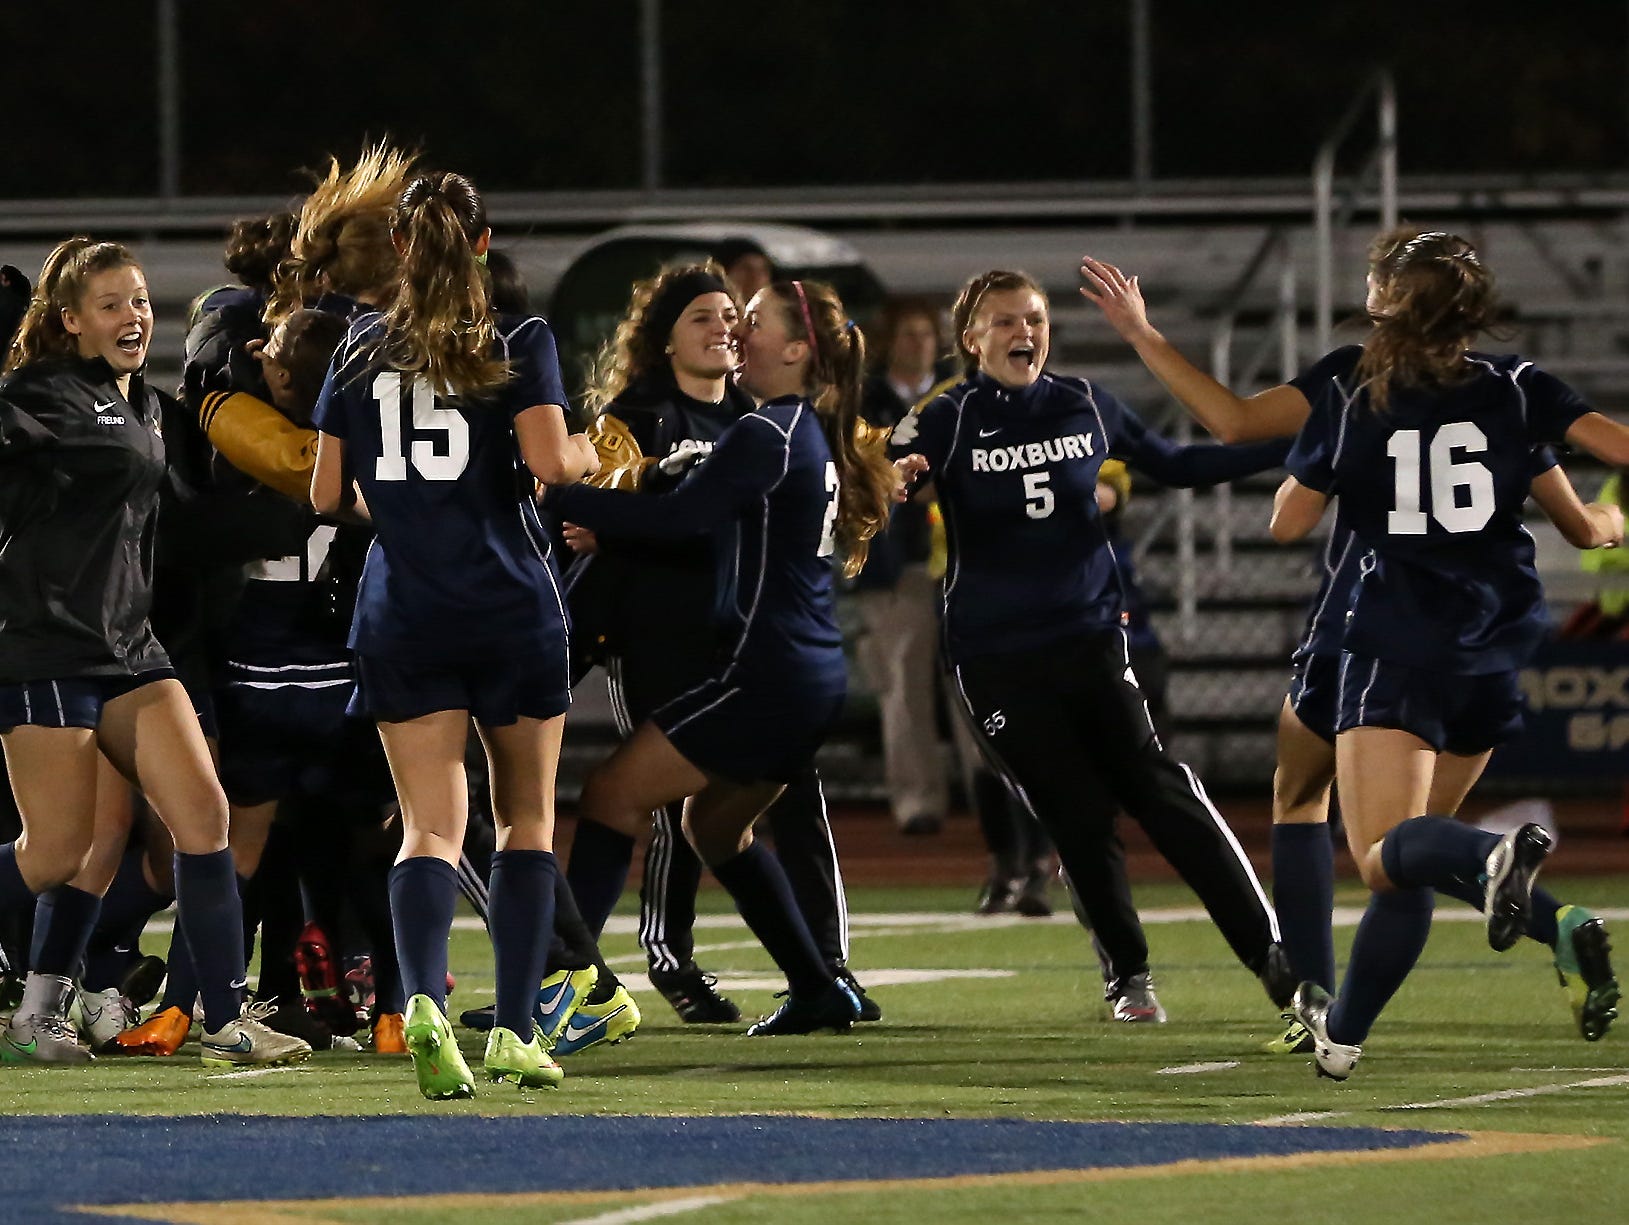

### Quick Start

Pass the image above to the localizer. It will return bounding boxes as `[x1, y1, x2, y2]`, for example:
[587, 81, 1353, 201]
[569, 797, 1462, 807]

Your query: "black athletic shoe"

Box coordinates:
[746, 979, 861, 1036]
[1013, 869, 1054, 918]
[119, 955, 168, 1008]
[974, 875, 1021, 916]
[1486, 822, 1554, 953]
[649, 963, 741, 1024]
[257, 998, 335, 1051]
[1256, 942, 1297, 1010]
[837, 967, 882, 1022]
[458, 1002, 497, 1031]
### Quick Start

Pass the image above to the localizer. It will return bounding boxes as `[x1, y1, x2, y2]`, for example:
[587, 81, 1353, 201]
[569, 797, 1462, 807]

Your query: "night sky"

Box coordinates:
[4, 1, 1627, 199]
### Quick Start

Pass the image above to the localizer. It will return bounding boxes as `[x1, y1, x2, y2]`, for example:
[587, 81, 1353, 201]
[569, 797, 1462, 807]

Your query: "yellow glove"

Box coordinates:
[585, 412, 657, 491]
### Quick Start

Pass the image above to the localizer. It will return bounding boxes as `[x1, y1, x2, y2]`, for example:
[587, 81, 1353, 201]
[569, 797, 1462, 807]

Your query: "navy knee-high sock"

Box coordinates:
[1382, 821, 1563, 946]
[174, 850, 247, 1032]
[160, 878, 251, 1012]
[0, 845, 36, 915]
[1271, 823, 1337, 992]
[388, 856, 459, 1010]
[159, 918, 198, 1013]
[82, 848, 171, 990]
[488, 849, 558, 1041]
[1327, 887, 1435, 1046]
[710, 841, 830, 999]
[1379, 815, 1498, 890]
[564, 819, 635, 939]
[29, 886, 102, 978]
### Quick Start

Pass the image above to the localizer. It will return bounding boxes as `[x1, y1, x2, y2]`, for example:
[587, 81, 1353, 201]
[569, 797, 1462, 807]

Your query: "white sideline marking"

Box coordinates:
[1156, 1061, 1241, 1075]
[556, 1194, 738, 1225]
[625, 968, 1015, 995]
[1256, 1110, 1344, 1125]
[1388, 1073, 1629, 1111]
[205, 1065, 312, 1081]
[1255, 1072, 1629, 1126]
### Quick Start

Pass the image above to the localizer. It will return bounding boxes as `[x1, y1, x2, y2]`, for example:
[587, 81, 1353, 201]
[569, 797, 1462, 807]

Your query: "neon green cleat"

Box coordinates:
[483, 1025, 564, 1089]
[403, 994, 475, 1101]
[1554, 906, 1621, 1042]
[1262, 1014, 1315, 1055]
[552, 984, 641, 1055]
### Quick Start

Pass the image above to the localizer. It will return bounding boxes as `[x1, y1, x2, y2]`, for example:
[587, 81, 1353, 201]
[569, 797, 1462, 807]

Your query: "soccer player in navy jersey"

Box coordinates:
[544, 280, 912, 1035]
[890, 268, 1298, 1023]
[552, 263, 878, 1035]
[1082, 238, 1627, 1060]
[1258, 230, 1627, 1077]
[0, 238, 310, 1069]
[311, 171, 599, 1099]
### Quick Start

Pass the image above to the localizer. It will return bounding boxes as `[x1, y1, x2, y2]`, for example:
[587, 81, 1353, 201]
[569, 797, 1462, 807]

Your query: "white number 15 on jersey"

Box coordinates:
[373, 372, 471, 482]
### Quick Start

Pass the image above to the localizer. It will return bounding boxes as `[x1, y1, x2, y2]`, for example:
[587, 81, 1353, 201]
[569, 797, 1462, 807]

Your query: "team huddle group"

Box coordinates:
[0, 142, 1626, 1100]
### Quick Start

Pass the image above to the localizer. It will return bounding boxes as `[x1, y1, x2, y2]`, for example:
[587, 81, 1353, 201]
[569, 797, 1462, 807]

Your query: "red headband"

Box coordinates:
[789, 279, 817, 348]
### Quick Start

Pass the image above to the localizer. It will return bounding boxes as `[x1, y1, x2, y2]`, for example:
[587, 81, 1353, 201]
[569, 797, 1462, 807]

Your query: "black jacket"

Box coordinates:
[565, 378, 754, 675]
[0, 356, 172, 683]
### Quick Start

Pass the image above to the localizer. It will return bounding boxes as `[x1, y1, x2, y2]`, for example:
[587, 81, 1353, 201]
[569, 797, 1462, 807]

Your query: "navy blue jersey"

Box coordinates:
[311, 312, 570, 665]
[890, 371, 1288, 663]
[1287, 349, 1588, 674]
[546, 396, 846, 692]
[225, 521, 370, 672]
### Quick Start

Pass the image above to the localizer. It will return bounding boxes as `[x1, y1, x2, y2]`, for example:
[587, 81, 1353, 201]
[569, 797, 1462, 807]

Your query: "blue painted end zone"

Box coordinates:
[0, 1115, 1462, 1223]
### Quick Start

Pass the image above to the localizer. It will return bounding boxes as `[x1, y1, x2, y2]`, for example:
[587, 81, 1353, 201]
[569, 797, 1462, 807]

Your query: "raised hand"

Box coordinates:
[1079, 256, 1154, 343]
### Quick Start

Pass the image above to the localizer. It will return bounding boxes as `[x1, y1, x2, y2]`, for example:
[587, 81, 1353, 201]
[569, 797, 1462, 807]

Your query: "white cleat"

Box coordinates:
[1291, 982, 1361, 1081]
[200, 1000, 314, 1069]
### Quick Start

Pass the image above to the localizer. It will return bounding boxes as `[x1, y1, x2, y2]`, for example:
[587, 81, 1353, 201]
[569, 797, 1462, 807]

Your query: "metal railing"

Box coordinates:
[1314, 69, 1398, 352]
[1144, 228, 1301, 643]
[1145, 71, 1397, 644]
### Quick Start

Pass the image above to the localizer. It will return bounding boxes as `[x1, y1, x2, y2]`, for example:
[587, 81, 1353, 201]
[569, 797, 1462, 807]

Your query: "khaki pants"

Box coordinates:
[853, 565, 947, 827]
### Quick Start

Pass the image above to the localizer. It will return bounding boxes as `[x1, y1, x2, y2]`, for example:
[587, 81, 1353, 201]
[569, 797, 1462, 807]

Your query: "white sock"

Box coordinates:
[16, 972, 73, 1020]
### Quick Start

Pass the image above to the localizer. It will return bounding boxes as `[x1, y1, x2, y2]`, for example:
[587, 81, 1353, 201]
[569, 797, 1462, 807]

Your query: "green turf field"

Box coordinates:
[6, 876, 1629, 1224]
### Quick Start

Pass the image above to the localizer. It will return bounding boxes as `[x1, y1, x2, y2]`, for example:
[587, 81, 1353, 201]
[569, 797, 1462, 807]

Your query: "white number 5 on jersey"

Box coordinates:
[1023, 471, 1055, 519]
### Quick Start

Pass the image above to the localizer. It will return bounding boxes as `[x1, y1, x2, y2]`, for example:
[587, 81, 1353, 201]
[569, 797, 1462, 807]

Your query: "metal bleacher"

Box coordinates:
[5, 85, 1629, 795]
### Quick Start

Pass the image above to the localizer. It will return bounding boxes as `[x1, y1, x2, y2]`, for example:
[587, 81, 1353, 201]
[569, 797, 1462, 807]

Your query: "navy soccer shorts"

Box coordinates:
[350, 651, 571, 726]
[0, 668, 178, 733]
[654, 677, 845, 784]
[1335, 652, 1525, 755]
[1286, 652, 1341, 745]
[216, 665, 393, 809]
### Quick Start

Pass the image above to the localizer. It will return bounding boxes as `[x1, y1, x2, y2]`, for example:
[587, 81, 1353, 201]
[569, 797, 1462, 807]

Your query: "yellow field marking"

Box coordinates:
[71, 1129, 1603, 1224]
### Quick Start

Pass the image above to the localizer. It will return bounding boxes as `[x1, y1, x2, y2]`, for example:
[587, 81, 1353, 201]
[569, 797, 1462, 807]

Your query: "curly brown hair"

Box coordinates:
[581, 261, 733, 415]
[223, 212, 297, 293]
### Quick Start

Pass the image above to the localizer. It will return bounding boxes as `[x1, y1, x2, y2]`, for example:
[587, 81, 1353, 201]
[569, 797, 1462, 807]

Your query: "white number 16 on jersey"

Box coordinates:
[1386, 422, 1494, 535]
[373, 372, 471, 482]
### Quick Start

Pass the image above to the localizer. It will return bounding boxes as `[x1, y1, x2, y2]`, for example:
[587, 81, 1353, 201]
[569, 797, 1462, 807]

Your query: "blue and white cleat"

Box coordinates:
[552, 984, 640, 1056]
[535, 967, 600, 1046]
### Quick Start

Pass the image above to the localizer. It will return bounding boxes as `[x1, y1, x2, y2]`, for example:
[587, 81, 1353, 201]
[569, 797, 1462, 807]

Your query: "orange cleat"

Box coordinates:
[112, 1005, 192, 1056]
[371, 1011, 406, 1055]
